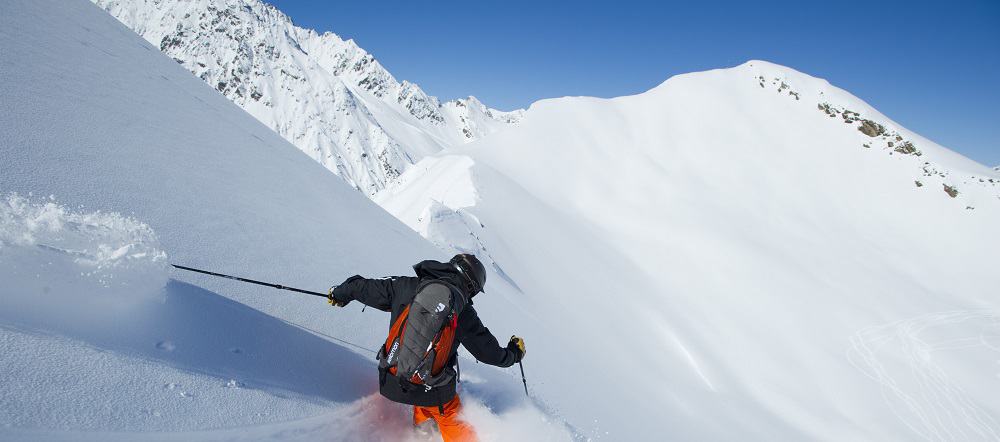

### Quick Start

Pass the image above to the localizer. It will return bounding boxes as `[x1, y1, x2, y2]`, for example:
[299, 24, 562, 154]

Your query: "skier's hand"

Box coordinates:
[328, 275, 364, 307]
[327, 286, 349, 307]
[508, 336, 526, 361]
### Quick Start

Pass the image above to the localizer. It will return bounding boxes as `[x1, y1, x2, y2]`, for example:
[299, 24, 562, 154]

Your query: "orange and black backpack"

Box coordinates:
[377, 279, 467, 406]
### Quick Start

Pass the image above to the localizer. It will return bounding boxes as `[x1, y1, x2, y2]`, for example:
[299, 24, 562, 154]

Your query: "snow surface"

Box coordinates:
[0, 0, 569, 440]
[378, 62, 1000, 440]
[91, 0, 523, 195]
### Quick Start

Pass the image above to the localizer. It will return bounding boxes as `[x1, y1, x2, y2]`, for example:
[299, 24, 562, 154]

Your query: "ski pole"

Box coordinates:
[172, 264, 329, 298]
[518, 360, 529, 397]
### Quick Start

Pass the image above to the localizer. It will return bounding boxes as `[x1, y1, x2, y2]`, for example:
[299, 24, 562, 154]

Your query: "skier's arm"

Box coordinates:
[458, 306, 518, 368]
[330, 276, 413, 312]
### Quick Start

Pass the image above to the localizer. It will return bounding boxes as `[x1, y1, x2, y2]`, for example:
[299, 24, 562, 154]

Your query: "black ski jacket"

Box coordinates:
[331, 260, 517, 406]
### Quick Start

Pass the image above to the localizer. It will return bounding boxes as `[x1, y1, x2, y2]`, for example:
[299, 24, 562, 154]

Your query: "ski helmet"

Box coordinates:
[450, 253, 486, 295]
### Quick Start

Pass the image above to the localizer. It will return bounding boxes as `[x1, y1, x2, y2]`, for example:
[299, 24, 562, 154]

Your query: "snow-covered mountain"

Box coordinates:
[4, 0, 999, 440]
[92, 0, 522, 195]
[377, 62, 1000, 439]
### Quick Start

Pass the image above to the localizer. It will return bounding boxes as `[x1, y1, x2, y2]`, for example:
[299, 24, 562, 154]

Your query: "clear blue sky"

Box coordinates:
[265, 0, 1000, 166]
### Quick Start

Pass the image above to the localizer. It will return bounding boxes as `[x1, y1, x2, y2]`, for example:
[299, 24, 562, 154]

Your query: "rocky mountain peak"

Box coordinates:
[93, 0, 523, 195]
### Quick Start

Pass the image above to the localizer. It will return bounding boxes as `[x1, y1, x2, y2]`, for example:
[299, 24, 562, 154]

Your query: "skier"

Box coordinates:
[328, 253, 526, 442]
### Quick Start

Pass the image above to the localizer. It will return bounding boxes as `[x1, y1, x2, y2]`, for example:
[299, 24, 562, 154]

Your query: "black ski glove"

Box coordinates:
[327, 286, 348, 307]
[328, 275, 363, 307]
[507, 336, 526, 362]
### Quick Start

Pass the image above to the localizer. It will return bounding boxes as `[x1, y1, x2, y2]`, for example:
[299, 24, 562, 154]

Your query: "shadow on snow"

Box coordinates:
[3, 279, 377, 404]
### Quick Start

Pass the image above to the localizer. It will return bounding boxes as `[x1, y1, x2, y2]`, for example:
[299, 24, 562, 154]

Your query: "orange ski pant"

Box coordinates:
[413, 394, 477, 442]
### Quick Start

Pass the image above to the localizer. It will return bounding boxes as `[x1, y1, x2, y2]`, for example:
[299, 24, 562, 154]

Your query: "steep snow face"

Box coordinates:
[92, 0, 522, 195]
[0, 0, 568, 439]
[379, 61, 1000, 440]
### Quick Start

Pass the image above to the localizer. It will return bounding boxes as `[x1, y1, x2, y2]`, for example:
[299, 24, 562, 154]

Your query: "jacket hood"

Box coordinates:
[412, 259, 475, 300]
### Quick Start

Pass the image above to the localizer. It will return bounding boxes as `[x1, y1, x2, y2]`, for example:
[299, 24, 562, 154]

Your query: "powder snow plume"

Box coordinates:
[0, 192, 170, 331]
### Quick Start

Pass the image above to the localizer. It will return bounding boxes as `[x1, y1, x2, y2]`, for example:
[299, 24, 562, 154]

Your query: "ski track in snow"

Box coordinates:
[847, 310, 1000, 442]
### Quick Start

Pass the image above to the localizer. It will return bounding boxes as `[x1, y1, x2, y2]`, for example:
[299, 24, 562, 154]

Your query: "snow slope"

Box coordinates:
[378, 62, 1000, 440]
[0, 0, 568, 439]
[92, 0, 523, 195]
